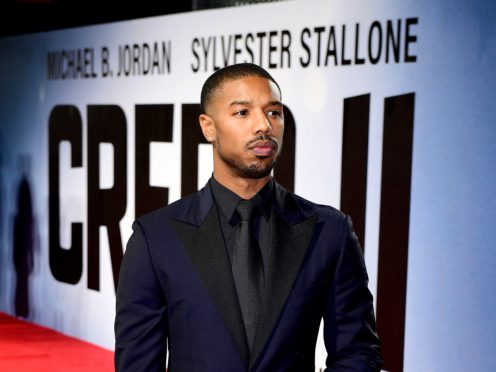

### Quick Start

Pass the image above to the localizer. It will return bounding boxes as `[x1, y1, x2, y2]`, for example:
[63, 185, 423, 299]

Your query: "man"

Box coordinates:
[115, 63, 382, 371]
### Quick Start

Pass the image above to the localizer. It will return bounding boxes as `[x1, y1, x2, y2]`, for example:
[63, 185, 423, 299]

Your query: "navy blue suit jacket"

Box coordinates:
[115, 181, 382, 371]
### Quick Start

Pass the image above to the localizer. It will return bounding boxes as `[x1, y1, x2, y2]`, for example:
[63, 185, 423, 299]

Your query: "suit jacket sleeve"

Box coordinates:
[324, 215, 383, 371]
[114, 220, 168, 372]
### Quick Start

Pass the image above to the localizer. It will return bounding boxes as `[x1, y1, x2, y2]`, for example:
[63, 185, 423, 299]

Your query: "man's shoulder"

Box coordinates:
[275, 183, 346, 224]
[135, 189, 205, 227]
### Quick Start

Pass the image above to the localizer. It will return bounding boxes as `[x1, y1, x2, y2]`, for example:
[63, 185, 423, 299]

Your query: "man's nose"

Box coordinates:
[253, 111, 272, 134]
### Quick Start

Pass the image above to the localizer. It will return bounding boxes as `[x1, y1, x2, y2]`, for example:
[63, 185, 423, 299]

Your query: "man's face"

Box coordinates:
[201, 76, 284, 179]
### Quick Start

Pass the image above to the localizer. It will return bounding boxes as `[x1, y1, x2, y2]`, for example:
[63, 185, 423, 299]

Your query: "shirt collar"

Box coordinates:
[209, 176, 274, 224]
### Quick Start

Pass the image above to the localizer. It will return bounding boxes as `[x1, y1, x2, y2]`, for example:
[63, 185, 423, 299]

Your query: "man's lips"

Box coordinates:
[248, 140, 277, 157]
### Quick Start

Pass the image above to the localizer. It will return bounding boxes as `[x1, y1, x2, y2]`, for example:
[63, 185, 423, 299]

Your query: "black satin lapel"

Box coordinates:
[171, 207, 249, 365]
[249, 211, 317, 368]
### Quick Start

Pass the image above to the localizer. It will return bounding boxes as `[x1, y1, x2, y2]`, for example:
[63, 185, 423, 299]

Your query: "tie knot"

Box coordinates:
[236, 200, 256, 221]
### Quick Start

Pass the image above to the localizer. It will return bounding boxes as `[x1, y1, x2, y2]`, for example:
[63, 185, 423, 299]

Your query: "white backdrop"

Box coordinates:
[1, 1, 495, 371]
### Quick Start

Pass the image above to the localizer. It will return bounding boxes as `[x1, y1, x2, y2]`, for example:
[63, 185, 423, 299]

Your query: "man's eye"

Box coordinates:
[267, 110, 281, 117]
[234, 110, 248, 116]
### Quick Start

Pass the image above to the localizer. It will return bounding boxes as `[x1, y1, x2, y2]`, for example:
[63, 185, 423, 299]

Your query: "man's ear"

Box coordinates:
[199, 113, 216, 143]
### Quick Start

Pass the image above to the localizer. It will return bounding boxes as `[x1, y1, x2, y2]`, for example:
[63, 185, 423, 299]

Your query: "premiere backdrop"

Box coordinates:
[0, 1, 495, 371]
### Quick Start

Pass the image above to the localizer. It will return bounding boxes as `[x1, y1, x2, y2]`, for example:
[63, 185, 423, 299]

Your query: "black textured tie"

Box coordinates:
[232, 199, 264, 350]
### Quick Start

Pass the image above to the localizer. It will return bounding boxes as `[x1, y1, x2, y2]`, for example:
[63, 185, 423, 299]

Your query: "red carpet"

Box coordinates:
[0, 312, 114, 371]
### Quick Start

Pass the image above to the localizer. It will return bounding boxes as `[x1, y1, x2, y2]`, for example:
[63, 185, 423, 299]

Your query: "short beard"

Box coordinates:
[218, 149, 279, 179]
[234, 158, 277, 179]
[215, 134, 281, 179]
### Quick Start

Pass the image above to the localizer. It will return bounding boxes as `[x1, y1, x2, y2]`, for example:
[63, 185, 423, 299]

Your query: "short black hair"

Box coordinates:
[200, 63, 281, 114]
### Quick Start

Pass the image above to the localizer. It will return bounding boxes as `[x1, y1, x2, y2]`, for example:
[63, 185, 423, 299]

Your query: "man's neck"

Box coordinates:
[212, 171, 271, 200]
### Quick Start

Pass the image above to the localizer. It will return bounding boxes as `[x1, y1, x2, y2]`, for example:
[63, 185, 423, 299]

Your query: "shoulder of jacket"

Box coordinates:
[135, 191, 199, 227]
[276, 183, 347, 224]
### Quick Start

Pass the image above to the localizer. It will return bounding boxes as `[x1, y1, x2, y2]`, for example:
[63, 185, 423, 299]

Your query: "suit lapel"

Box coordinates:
[249, 186, 317, 368]
[170, 187, 250, 365]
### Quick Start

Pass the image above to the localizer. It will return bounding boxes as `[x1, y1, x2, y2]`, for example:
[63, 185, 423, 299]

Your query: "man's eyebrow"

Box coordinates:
[229, 100, 252, 106]
[229, 100, 283, 107]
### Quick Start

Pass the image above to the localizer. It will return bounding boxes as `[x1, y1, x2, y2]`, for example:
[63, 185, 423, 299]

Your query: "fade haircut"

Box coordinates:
[200, 63, 281, 114]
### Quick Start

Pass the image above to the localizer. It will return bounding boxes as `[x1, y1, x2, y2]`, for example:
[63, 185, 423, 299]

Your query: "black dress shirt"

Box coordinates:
[209, 176, 274, 277]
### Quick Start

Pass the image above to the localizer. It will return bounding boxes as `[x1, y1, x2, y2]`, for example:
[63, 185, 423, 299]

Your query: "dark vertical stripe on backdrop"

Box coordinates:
[376, 93, 415, 372]
[340, 94, 370, 250]
[273, 105, 296, 193]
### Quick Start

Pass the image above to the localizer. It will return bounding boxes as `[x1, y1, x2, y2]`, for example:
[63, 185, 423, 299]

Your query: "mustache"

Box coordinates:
[246, 134, 279, 149]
